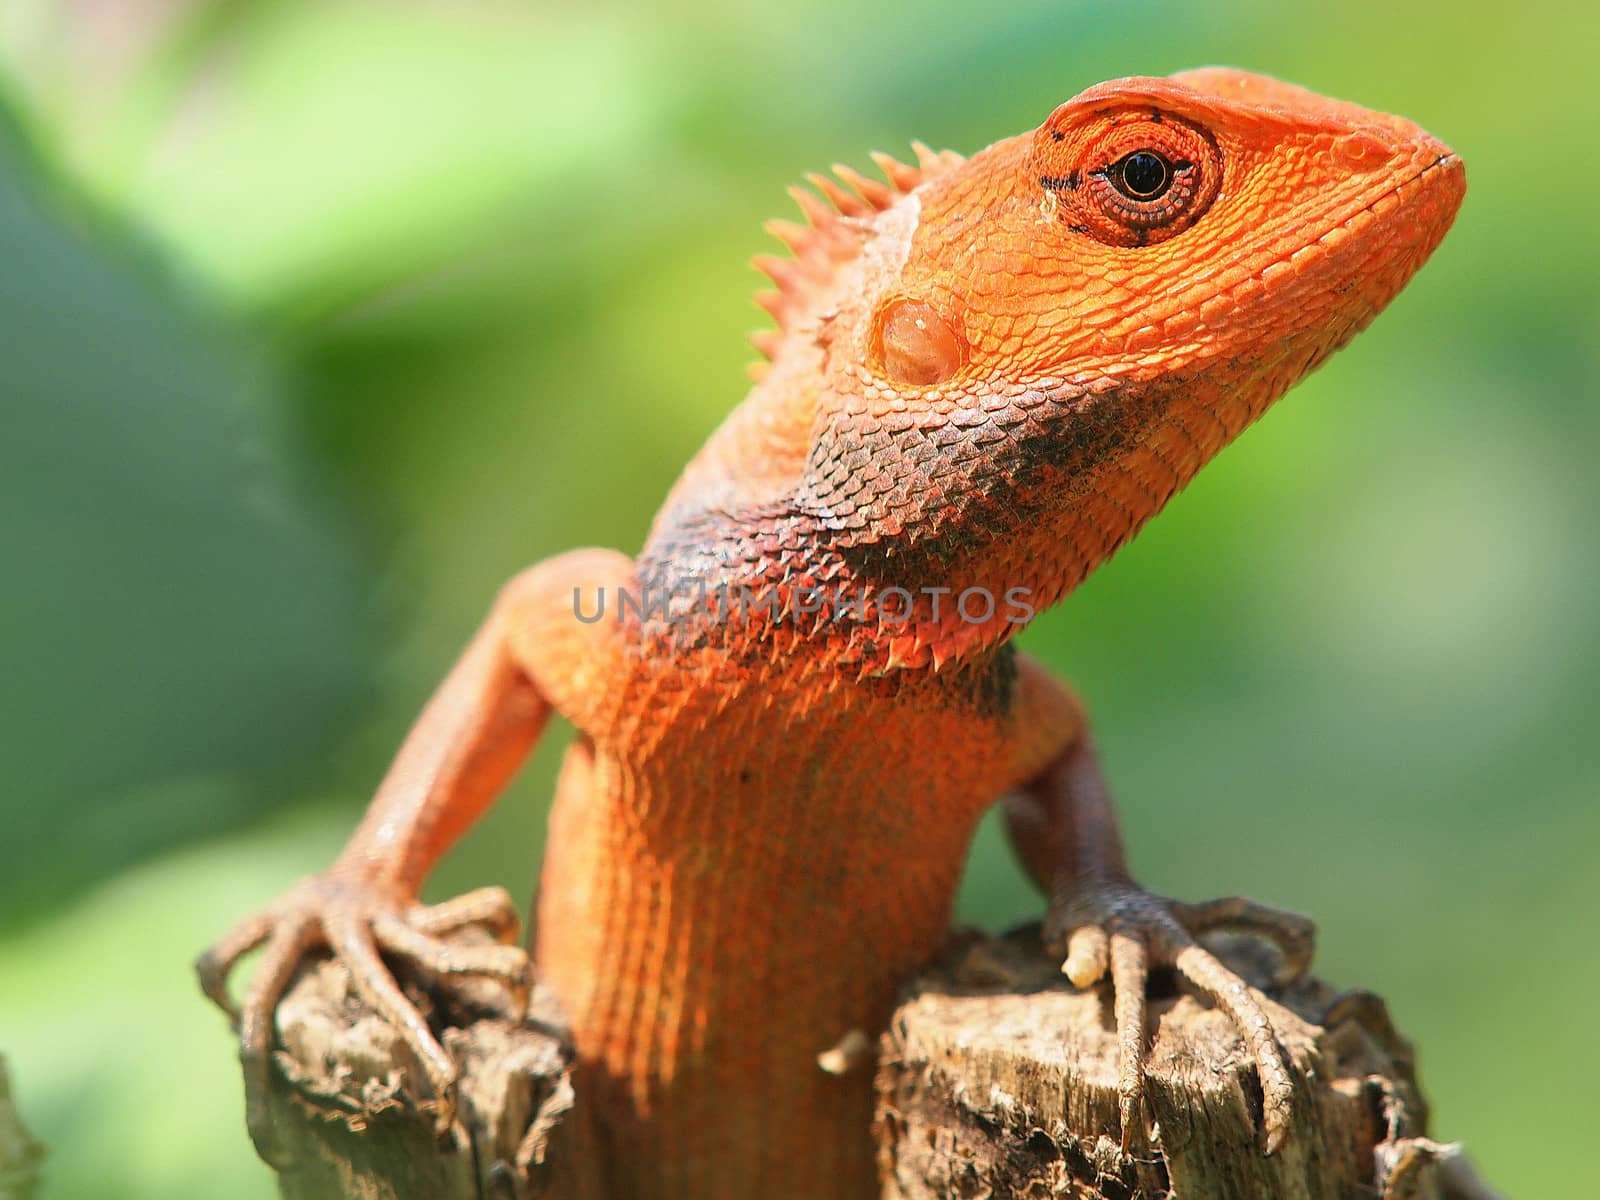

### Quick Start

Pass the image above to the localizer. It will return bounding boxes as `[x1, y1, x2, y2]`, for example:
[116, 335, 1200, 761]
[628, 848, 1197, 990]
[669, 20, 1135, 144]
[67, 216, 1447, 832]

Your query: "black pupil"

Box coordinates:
[1119, 151, 1170, 199]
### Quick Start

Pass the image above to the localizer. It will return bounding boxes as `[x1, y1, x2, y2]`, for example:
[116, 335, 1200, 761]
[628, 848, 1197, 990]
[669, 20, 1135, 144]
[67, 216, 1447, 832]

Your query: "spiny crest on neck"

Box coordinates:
[748, 141, 965, 373]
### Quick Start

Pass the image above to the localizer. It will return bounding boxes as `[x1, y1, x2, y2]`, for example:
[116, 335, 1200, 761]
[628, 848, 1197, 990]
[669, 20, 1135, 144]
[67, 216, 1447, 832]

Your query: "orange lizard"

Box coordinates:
[198, 68, 1464, 1198]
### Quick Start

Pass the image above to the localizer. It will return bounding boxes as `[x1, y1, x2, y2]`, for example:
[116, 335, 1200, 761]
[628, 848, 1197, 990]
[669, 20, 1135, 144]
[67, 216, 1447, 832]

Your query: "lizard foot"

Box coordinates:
[1046, 882, 1315, 1155]
[196, 876, 530, 1164]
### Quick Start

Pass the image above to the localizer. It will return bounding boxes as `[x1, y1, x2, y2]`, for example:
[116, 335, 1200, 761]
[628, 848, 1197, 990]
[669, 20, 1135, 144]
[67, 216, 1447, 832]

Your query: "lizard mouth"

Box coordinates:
[1396, 151, 1464, 197]
[1343, 147, 1465, 270]
[1330, 149, 1463, 236]
[1255, 146, 1464, 320]
[1359, 149, 1464, 224]
[1252, 148, 1464, 379]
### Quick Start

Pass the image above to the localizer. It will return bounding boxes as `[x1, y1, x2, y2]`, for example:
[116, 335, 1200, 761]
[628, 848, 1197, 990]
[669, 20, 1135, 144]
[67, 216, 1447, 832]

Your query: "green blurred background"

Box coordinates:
[0, 1, 1593, 1195]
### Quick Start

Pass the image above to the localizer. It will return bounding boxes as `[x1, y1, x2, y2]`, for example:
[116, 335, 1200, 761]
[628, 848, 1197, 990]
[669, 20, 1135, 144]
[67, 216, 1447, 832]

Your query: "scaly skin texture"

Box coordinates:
[198, 69, 1464, 1198]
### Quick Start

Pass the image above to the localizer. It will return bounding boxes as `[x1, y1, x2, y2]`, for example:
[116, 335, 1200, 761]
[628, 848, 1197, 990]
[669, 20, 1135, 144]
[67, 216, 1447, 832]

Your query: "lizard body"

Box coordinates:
[200, 69, 1464, 1198]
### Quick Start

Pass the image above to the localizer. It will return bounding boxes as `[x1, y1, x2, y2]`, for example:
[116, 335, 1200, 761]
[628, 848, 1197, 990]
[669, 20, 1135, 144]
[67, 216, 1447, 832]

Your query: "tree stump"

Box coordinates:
[0, 1057, 46, 1200]
[875, 927, 1499, 1200]
[257, 945, 597, 1199]
[251, 926, 1501, 1199]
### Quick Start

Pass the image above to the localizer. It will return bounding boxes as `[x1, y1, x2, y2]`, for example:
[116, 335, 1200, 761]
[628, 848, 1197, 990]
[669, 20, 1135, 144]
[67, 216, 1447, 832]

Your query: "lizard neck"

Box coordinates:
[793, 365, 1285, 669]
[639, 359, 1293, 676]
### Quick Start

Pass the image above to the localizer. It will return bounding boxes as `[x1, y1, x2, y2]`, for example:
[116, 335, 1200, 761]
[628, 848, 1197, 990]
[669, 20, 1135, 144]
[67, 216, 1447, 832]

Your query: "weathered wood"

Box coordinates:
[255, 926, 1501, 1199]
[263, 943, 596, 1200]
[0, 1057, 46, 1200]
[875, 927, 1502, 1200]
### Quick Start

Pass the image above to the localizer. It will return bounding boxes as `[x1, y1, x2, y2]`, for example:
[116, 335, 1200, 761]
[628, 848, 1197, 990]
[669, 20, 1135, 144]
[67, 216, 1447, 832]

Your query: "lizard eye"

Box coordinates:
[1112, 151, 1171, 199]
[1032, 108, 1221, 248]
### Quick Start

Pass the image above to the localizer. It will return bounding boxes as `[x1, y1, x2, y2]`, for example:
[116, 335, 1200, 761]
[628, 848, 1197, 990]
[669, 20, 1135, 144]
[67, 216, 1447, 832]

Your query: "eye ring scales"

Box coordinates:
[1032, 107, 1221, 247]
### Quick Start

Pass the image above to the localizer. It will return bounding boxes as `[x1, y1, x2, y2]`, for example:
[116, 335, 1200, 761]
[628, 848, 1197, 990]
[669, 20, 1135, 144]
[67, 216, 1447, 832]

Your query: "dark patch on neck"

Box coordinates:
[632, 376, 1179, 710]
[635, 495, 1021, 716]
[798, 378, 1173, 586]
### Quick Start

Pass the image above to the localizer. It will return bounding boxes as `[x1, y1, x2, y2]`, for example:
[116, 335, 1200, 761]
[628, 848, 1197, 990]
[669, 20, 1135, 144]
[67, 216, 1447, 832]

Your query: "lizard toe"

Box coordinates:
[406, 885, 523, 941]
[371, 910, 532, 1019]
[1169, 896, 1317, 985]
[1051, 880, 1299, 1155]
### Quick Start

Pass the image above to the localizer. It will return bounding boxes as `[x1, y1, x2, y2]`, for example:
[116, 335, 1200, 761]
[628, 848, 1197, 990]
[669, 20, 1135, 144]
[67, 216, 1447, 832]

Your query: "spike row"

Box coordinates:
[747, 144, 966, 358]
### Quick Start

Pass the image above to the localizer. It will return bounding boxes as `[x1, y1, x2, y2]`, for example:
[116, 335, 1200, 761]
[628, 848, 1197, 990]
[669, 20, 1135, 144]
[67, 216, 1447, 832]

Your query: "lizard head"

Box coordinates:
[695, 70, 1464, 671]
[870, 67, 1465, 396]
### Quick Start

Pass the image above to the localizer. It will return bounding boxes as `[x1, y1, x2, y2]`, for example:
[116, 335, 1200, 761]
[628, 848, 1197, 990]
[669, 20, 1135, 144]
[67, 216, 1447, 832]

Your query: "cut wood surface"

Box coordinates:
[259, 944, 594, 1200]
[252, 925, 1503, 1199]
[875, 927, 1502, 1200]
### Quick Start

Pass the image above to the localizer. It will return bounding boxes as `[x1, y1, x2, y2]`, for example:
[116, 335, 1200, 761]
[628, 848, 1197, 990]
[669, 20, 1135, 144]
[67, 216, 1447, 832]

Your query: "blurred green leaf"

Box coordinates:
[0, 106, 376, 920]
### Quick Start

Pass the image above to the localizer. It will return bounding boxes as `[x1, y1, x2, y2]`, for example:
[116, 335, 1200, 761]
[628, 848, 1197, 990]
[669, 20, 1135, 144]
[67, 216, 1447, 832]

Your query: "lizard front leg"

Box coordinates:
[1001, 656, 1315, 1155]
[196, 547, 632, 1162]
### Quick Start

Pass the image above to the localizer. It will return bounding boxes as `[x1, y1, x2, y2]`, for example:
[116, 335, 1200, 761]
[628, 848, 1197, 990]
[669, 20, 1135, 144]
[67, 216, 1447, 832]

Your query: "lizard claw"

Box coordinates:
[196, 876, 530, 1163]
[1047, 882, 1314, 1155]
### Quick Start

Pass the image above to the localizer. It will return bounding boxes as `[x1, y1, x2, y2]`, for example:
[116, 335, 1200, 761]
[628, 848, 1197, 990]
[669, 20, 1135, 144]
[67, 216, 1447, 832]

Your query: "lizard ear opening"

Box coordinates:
[871, 296, 965, 386]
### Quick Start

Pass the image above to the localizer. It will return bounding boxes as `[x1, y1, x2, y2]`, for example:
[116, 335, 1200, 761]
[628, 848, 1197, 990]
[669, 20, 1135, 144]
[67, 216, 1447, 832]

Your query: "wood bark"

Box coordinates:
[0, 1057, 46, 1200]
[253, 926, 1502, 1199]
[258, 949, 597, 1200]
[874, 928, 1502, 1200]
